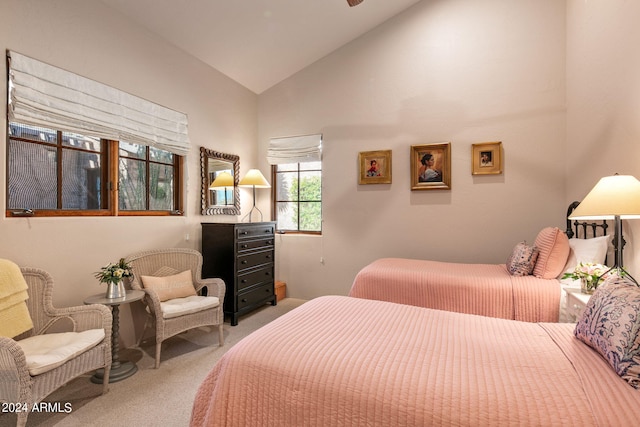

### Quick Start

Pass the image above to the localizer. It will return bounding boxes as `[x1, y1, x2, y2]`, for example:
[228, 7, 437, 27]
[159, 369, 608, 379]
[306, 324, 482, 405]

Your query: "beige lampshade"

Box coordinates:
[239, 169, 271, 188]
[209, 171, 234, 189]
[569, 174, 640, 220]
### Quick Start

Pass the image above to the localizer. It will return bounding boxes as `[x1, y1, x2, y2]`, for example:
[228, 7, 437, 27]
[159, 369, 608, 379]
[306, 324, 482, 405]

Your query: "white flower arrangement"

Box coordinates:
[94, 258, 133, 285]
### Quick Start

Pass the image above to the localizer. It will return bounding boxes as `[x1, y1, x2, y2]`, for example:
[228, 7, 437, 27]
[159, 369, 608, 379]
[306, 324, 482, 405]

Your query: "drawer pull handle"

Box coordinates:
[241, 279, 247, 283]
[265, 230, 270, 233]
[267, 240, 273, 244]
[241, 298, 248, 303]
[241, 260, 248, 264]
[265, 289, 270, 293]
[241, 244, 248, 249]
[241, 231, 248, 235]
[265, 272, 271, 276]
[266, 255, 271, 259]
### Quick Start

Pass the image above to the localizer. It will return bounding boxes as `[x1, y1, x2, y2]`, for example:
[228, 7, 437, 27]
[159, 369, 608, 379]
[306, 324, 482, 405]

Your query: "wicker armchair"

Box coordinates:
[0, 267, 112, 427]
[126, 248, 225, 368]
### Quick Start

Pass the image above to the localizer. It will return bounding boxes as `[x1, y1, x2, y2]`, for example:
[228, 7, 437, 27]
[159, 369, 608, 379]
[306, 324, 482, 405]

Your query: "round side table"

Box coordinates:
[84, 289, 145, 383]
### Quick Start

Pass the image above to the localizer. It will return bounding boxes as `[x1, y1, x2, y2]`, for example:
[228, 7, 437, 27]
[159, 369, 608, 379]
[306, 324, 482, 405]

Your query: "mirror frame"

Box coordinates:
[200, 147, 240, 215]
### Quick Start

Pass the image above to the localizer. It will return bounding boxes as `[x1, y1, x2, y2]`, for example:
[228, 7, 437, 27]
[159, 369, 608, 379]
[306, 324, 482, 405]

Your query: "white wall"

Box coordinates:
[0, 0, 258, 345]
[566, 0, 640, 276]
[260, 0, 567, 299]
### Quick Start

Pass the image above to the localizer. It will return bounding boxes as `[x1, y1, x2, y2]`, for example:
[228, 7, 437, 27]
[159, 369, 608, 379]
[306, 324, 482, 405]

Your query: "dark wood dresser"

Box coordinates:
[201, 222, 276, 326]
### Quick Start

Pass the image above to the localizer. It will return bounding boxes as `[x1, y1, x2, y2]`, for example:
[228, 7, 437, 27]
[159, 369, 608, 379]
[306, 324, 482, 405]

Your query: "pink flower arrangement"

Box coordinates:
[562, 262, 615, 293]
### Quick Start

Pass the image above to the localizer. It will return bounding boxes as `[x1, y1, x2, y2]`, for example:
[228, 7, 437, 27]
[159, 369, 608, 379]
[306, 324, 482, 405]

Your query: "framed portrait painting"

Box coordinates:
[471, 141, 502, 175]
[359, 150, 392, 184]
[410, 142, 451, 191]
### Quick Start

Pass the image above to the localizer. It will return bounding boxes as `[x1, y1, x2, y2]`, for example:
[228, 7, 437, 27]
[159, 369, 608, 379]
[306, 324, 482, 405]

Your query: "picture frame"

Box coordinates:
[471, 141, 502, 175]
[359, 150, 392, 184]
[410, 142, 451, 190]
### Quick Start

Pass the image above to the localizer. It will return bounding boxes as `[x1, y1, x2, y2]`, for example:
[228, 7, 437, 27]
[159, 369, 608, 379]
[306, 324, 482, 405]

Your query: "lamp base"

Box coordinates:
[242, 206, 263, 223]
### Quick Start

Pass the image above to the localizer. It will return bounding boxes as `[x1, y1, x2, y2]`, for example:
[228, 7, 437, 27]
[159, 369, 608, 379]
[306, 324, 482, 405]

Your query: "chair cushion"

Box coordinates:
[160, 296, 220, 319]
[141, 270, 197, 302]
[17, 329, 105, 375]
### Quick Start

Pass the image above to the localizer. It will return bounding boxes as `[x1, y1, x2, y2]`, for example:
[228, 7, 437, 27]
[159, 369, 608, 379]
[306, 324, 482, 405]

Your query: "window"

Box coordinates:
[272, 161, 322, 234]
[6, 122, 182, 217]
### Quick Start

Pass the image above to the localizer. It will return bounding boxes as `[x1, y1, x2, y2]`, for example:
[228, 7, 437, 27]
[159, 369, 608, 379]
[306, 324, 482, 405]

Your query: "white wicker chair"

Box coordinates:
[0, 267, 112, 427]
[126, 248, 225, 368]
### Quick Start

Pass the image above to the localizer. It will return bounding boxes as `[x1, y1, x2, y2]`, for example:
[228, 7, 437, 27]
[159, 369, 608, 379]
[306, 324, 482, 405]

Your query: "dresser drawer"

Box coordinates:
[237, 282, 274, 310]
[236, 237, 274, 253]
[238, 266, 273, 291]
[237, 249, 274, 272]
[236, 224, 275, 240]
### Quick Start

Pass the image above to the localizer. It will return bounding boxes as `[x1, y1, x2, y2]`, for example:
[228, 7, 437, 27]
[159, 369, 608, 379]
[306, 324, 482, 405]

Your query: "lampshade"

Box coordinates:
[239, 169, 271, 188]
[209, 171, 234, 189]
[569, 174, 640, 220]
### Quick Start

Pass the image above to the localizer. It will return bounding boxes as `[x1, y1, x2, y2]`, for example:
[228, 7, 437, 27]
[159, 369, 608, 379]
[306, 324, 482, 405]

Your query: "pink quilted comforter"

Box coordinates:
[191, 296, 640, 426]
[349, 258, 561, 322]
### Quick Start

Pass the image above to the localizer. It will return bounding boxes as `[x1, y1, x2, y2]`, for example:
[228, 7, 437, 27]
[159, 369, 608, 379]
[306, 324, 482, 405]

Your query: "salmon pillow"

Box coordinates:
[532, 227, 570, 279]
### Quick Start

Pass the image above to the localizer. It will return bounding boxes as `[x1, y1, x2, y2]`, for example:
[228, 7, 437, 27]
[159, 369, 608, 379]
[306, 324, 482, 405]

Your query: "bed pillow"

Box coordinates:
[506, 242, 539, 276]
[141, 270, 196, 302]
[559, 235, 612, 278]
[532, 227, 570, 279]
[574, 277, 640, 389]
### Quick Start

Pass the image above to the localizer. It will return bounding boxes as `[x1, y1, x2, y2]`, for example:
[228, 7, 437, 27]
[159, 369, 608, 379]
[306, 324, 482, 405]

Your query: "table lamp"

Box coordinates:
[569, 174, 640, 284]
[209, 171, 234, 205]
[239, 169, 271, 222]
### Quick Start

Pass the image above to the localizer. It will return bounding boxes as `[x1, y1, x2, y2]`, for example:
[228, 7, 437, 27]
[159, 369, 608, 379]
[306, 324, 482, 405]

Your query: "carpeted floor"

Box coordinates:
[0, 298, 306, 427]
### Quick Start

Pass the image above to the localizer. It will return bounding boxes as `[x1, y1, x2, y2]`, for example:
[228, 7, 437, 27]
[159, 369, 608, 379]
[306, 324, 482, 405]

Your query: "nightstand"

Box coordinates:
[564, 287, 592, 322]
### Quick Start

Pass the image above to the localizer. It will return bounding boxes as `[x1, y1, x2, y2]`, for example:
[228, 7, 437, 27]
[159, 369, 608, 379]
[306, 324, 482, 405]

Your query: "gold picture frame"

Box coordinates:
[410, 142, 451, 191]
[471, 141, 502, 175]
[359, 150, 392, 184]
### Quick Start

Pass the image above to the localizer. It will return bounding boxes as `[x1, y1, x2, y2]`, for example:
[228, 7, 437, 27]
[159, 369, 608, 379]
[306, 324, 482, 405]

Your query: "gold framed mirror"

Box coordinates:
[200, 147, 240, 215]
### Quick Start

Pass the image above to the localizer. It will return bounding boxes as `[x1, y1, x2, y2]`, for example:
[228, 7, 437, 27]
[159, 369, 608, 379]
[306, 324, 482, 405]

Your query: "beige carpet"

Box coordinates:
[0, 298, 306, 427]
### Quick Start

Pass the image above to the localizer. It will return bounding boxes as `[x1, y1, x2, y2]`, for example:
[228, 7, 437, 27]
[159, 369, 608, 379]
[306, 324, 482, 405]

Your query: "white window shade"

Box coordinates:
[8, 51, 190, 156]
[267, 134, 322, 164]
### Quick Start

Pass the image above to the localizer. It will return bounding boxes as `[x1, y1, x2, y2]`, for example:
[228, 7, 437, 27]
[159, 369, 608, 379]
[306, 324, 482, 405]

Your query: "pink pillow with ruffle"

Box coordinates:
[532, 227, 570, 279]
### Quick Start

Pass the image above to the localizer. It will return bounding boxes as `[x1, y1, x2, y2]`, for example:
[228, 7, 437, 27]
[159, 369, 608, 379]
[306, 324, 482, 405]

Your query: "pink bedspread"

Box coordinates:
[349, 258, 561, 322]
[191, 296, 640, 426]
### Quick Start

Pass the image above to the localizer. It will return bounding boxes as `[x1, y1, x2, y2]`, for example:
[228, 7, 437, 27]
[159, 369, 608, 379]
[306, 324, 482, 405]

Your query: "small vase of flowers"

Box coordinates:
[94, 258, 133, 299]
[562, 262, 613, 294]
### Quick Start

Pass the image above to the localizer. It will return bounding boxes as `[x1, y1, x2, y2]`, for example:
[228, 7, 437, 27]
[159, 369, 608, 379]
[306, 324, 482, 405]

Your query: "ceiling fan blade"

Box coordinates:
[347, 0, 364, 6]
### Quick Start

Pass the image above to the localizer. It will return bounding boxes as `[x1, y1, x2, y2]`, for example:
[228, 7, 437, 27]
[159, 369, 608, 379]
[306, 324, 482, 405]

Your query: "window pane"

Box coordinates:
[276, 202, 297, 230]
[149, 163, 174, 210]
[276, 172, 298, 201]
[150, 146, 173, 164]
[119, 141, 145, 159]
[299, 171, 321, 201]
[119, 158, 146, 210]
[62, 131, 101, 151]
[299, 202, 322, 231]
[9, 122, 56, 144]
[62, 149, 103, 209]
[276, 163, 297, 172]
[300, 161, 321, 171]
[7, 140, 57, 209]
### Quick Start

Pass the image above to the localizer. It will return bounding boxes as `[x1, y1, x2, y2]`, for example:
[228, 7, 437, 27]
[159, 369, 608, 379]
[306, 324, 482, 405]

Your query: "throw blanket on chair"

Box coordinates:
[0, 259, 34, 338]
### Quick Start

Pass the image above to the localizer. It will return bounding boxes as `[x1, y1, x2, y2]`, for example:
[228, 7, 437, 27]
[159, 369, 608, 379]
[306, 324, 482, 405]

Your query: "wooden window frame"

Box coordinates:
[271, 163, 322, 235]
[6, 124, 183, 218]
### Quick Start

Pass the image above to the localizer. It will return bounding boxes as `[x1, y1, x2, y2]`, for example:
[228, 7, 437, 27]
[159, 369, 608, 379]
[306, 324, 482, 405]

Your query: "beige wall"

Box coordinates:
[566, 1, 640, 277]
[3, 0, 640, 342]
[0, 0, 258, 344]
[260, 0, 568, 299]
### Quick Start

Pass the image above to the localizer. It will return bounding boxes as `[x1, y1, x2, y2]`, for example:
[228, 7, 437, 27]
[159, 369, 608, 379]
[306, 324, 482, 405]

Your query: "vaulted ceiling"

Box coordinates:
[99, 0, 422, 94]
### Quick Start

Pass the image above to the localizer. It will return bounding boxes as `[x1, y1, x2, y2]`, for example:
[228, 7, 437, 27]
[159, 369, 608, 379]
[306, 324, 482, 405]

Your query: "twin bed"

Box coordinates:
[191, 203, 640, 426]
[349, 202, 612, 323]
